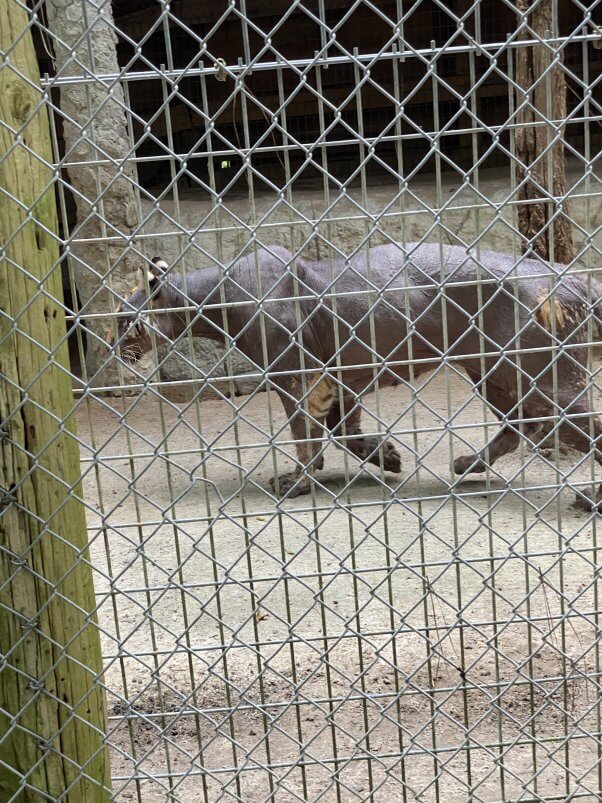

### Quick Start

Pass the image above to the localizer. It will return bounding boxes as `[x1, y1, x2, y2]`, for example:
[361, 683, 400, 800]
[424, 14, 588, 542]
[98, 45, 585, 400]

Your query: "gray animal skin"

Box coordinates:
[108, 243, 602, 509]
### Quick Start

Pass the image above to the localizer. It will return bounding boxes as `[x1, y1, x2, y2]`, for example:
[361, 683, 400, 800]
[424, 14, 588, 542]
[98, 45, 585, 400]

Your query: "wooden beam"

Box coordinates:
[515, 0, 574, 262]
[0, 0, 111, 799]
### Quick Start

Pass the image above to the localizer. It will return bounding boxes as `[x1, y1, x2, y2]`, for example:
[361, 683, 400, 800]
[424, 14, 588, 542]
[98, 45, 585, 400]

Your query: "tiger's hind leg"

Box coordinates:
[554, 397, 602, 512]
[454, 374, 542, 475]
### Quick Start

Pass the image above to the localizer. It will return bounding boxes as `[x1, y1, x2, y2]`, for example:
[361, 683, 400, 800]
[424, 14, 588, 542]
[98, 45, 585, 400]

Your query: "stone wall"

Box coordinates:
[132, 162, 602, 398]
[46, 0, 141, 386]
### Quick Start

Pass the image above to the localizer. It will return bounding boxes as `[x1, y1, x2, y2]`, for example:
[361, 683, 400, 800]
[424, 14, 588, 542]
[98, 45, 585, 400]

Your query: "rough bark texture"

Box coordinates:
[45, 0, 140, 383]
[515, 0, 574, 263]
[0, 1, 111, 799]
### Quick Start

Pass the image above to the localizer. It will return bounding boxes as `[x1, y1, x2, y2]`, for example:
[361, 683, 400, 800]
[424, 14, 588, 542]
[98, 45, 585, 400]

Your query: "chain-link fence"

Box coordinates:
[3, 0, 602, 800]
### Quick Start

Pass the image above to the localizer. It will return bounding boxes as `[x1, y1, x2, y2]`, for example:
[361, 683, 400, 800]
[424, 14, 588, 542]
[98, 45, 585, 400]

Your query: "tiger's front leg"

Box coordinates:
[326, 391, 402, 474]
[270, 374, 336, 498]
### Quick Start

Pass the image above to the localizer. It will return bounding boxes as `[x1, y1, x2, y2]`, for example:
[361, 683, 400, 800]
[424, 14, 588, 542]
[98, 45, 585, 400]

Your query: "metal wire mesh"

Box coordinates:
[3, 0, 602, 800]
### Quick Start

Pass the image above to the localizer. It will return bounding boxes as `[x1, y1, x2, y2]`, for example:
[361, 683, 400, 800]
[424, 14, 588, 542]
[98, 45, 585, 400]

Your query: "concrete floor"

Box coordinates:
[78, 369, 602, 802]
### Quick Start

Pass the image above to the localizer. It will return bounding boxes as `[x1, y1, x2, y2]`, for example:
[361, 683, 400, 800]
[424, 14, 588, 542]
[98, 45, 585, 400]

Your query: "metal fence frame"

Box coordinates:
[3, 0, 602, 800]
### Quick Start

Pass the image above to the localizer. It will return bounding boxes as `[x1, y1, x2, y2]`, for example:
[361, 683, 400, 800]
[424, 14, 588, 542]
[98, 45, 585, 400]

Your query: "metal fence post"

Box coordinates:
[0, 0, 111, 799]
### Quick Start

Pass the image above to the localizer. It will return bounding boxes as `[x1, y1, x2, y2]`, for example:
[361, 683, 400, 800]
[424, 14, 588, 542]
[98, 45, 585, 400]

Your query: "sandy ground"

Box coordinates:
[77, 367, 602, 802]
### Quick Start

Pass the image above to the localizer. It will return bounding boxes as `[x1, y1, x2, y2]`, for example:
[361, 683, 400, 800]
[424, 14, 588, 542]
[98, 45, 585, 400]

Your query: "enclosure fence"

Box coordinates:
[2, 0, 602, 800]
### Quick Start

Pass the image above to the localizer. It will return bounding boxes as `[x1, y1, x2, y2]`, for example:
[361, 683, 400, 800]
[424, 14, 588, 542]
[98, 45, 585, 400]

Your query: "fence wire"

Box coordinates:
[3, 0, 602, 800]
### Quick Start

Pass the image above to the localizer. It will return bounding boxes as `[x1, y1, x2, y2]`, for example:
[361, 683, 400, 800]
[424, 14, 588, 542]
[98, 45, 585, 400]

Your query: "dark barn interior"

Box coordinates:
[36, 0, 602, 203]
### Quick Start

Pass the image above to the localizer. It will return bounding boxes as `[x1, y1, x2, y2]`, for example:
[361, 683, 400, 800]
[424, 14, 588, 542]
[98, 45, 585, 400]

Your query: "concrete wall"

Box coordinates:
[134, 162, 602, 398]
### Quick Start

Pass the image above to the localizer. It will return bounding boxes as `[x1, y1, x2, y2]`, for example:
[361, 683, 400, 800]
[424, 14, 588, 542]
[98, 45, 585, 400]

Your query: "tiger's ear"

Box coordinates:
[139, 257, 168, 289]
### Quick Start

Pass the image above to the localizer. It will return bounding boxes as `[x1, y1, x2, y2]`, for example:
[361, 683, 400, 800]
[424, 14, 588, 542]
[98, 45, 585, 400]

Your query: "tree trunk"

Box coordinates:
[45, 0, 141, 383]
[0, 1, 111, 799]
[514, 0, 574, 264]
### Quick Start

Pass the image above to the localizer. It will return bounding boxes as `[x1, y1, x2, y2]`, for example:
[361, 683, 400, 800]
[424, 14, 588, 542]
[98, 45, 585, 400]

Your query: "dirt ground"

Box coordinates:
[77, 367, 602, 802]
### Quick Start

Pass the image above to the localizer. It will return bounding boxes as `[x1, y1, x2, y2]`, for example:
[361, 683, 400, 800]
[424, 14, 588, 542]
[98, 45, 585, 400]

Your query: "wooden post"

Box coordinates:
[0, 1, 111, 800]
[515, 0, 574, 264]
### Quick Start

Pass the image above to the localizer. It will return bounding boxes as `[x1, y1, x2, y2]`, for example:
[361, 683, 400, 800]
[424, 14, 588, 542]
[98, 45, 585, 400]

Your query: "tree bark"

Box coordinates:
[45, 0, 140, 382]
[0, 1, 111, 799]
[514, 0, 574, 264]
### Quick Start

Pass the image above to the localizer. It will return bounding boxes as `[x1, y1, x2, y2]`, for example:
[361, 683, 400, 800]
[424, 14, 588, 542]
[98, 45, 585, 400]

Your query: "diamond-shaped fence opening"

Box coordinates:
[2, 0, 602, 800]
